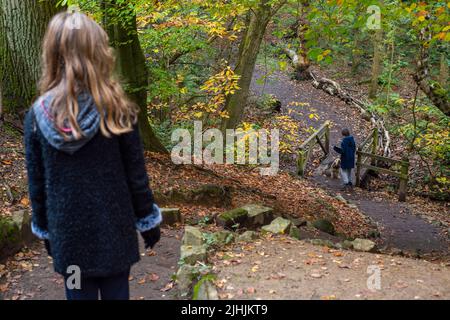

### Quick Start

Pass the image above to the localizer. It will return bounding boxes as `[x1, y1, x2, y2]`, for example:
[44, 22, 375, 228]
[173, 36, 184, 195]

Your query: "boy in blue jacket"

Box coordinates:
[333, 128, 356, 188]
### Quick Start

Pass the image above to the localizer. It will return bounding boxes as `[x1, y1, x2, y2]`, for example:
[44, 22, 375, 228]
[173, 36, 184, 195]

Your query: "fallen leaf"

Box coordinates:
[160, 281, 174, 292]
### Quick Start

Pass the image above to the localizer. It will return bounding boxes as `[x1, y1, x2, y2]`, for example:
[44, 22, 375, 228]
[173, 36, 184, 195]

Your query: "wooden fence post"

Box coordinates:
[324, 121, 330, 155]
[398, 159, 409, 202]
[297, 149, 307, 176]
[371, 129, 378, 166]
[355, 148, 362, 187]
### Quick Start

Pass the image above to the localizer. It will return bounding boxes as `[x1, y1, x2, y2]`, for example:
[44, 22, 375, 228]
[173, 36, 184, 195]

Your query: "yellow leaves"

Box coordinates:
[174, 66, 239, 122]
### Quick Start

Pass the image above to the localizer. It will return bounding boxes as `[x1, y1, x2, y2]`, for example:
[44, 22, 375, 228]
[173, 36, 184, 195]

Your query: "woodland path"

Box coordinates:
[0, 229, 182, 300]
[250, 65, 449, 259]
[215, 236, 450, 300]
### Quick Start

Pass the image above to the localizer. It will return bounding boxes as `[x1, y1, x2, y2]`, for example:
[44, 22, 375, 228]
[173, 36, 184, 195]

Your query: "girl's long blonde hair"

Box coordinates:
[39, 11, 138, 139]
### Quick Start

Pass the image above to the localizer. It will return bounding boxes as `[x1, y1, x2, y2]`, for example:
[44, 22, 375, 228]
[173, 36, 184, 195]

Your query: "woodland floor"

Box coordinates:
[0, 64, 449, 300]
[213, 236, 450, 300]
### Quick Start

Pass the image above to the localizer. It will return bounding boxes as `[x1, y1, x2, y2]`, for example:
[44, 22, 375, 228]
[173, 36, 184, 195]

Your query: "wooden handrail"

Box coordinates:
[299, 121, 330, 149]
[357, 151, 409, 166]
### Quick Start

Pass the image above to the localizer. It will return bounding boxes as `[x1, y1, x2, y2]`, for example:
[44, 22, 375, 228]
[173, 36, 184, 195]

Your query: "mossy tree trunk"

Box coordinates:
[102, 0, 167, 153]
[221, 1, 285, 130]
[0, 0, 60, 117]
[294, 0, 311, 81]
[369, 28, 383, 99]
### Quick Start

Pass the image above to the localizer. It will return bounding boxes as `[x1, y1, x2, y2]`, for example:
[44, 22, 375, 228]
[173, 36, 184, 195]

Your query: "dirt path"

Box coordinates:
[214, 236, 450, 300]
[0, 229, 182, 300]
[251, 66, 449, 258]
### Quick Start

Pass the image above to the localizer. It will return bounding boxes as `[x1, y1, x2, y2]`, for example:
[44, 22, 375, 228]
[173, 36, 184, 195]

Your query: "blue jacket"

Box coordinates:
[333, 136, 356, 169]
[24, 94, 162, 277]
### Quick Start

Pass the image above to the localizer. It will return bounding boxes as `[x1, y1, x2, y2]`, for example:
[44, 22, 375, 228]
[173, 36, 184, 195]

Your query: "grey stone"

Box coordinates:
[176, 264, 198, 294]
[194, 280, 219, 300]
[240, 204, 273, 227]
[290, 218, 307, 227]
[310, 239, 335, 248]
[216, 208, 248, 229]
[237, 231, 259, 242]
[161, 208, 183, 226]
[352, 238, 377, 252]
[12, 210, 33, 242]
[261, 217, 292, 235]
[340, 240, 354, 249]
[312, 219, 335, 235]
[289, 226, 301, 240]
[182, 226, 204, 246]
[180, 245, 207, 264]
[212, 231, 235, 245]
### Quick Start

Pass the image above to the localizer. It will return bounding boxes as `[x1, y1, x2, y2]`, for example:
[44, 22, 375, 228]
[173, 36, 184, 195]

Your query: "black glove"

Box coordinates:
[141, 227, 161, 249]
[44, 240, 52, 257]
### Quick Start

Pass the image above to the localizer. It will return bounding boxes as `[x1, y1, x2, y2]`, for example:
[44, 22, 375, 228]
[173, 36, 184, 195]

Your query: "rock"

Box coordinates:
[11, 210, 33, 243]
[290, 218, 307, 227]
[212, 231, 235, 245]
[194, 279, 219, 300]
[180, 245, 207, 264]
[335, 195, 347, 203]
[176, 264, 198, 295]
[312, 219, 335, 235]
[348, 204, 358, 209]
[340, 240, 354, 250]
[261, 217, 292, 235]
[289, 226, 301, 240]
[352, 238, 377, 252]
[182, 226, 204, 246]
[237, 231, 259, 242]
[0, 210, 33, 261]
[310, 239, 335, 248]
[240, 204, 273, 227]
[160, 208, 182, 227]
[216, 208, 248, 229]
[190, 184, 231, 206]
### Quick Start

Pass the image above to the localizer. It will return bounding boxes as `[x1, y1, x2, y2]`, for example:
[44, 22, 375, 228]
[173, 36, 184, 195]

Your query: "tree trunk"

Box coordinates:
[221, 1, 274, 130]
[102, 1, 168, 153]
[294, 0, 311, 80]
[413, 26, 449, 116]
[369, 28, 383, 99]
[0, 0, 60, 117]
[439, 53, 448, 89]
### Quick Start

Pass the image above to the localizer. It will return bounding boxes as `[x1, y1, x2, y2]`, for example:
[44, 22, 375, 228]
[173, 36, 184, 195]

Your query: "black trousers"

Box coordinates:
[64, 269, 130, 300]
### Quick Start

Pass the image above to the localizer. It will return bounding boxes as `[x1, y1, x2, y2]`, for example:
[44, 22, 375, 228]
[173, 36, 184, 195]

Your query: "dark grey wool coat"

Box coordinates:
[24, 101, 161, 278]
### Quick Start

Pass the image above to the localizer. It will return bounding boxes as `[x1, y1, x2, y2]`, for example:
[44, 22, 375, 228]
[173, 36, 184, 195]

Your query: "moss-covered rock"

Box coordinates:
[180, 245, 207, 265]
[237, 231, 259, 242]
[289, 226, 301, 240]
[182, 226, 204, 246]
[261, 217, 292, 235]
[0, 210, 33, 260]
[161, 208, 183, 226]
[211, 231, 235, 246]
[216, 208, 248, 229]
[312, 219, 335, 235]
[240, 204, 273, 227]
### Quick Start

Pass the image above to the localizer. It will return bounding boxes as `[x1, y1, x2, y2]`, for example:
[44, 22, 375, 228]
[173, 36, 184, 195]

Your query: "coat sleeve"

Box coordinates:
[24, 110, 49, 240]
[119, 126, 162, 232]
[333, 146, 342, 154]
